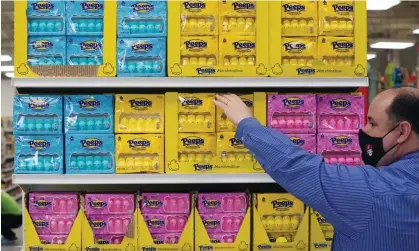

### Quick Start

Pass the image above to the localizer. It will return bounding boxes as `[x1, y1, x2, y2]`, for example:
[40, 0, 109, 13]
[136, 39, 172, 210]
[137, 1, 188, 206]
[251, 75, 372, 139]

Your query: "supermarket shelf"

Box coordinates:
[13, 77, 369, 88]
[4, 184, 19, 193]
[13, 173, 275, 185]
[2, 167, 14, 173]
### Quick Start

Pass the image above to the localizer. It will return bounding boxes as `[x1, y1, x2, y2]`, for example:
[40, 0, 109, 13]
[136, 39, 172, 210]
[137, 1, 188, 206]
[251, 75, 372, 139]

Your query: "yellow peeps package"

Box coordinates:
[115, 94, 164, 134]
[180, 36, 219, 66]
[178, 133, 216, 163]
[219, 35, 256, 66]
[217, 132, 254, 162]
[115, 134, 164, 174]
[219, 0, 256, 35]
[310, 208, 334, 251]
[178, 93, 216, 133]
[181, 0, 219, 16]
[281, 1, 318, 36]
[257, 193, 305, 217]
[181, 0, 219, 36]
[216, 94, 253, 132]
[281, 37, 317, 67]
[319, 0, 354, 36]
[319, 36, 354, 66]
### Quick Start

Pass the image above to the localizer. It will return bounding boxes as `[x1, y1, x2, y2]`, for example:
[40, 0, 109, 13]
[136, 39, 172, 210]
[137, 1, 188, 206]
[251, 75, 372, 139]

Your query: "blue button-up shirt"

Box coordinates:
[237, 118, 419, 251]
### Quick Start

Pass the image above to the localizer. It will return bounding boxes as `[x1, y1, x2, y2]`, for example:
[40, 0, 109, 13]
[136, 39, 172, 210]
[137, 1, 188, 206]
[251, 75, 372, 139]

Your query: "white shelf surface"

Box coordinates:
[13, 173, 275, 185]
[13, 77, 368, 88]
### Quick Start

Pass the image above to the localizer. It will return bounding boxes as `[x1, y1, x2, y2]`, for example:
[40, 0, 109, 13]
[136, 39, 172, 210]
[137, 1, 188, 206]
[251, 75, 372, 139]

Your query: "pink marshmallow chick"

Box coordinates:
[270, 119, 278, 127]
[337, 118, 344, 130]
[329, 118, 337, 129]
[278, 119, 286, 128]
[294, 117, 303, 128]
[286, 118, 295, 129]
[329, 157, 338, 164]
[338, 157, 346, 164]
[346, 157, 354, 165]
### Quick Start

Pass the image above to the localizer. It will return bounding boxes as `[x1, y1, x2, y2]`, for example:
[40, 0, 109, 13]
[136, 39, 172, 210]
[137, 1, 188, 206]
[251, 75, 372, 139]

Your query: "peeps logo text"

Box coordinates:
[77, 98, 100, 110]
[282, 3, 305, 14]
[290, 136, 305, 146]
[31, 1, 54, 11]
[297, 67, 315, 76]
[144, 199, 163, 208]
[271, 199, 294, 210]
[129, 98, 152, 110]
[85, 248, 100, 251]
[182, 136, 204, 148]
[330, 136, 352, 148]
[202, 219, 220, 228]
[183, 0, 206, 11]
[31, 40, 53, 51]
[184, 39, 207, 51]
[29, 139, 51, 150]
[332, 3, 353, 14]
[146, 218, 165, 227]
[153, 239, 164, 244]
[329, 98, 351, 109]
[181, 97, 203, 108]
[257, 244, 273, 250]
[229, 137, 244, 148]
[197, 67, 216, 75]
[33, 199, 52, 208]
[132, 41, 153, 52]
[127, 138, 151, 150]
[232, 40, 255, 52]
[96, 239, 110, 244]
[89, 199, 107, 208]
[314, 243, 328, 249]
[80, 41, 101, 51]
[131, 2, 154, 12]
[242, 98, 253, 107]
[80, 138, 103, 149]
[331, 40, 354, 52]
[28, 100, 50, 110]
[283, 42, 306, 53]
[202, 199, 221, 208]
[29, 247, 44, 251]
[142, 247, 157, 251]
[194, 163, 213, 171]
[232, 1, 255, 12]
[80, 1, 104, 12]
[199, 245, 214, 251]
[33, 220, 48, 228]
[89, 220, 106, 229]
[282, 97, 304, 108]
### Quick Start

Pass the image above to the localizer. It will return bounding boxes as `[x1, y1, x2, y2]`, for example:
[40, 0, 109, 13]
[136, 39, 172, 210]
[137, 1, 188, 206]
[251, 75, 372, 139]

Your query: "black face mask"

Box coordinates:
[358, 124, 400, 167]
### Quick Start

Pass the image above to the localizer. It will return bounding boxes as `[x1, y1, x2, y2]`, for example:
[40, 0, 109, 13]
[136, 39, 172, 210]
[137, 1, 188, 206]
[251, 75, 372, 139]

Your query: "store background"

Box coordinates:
[0, 0, 418, 249]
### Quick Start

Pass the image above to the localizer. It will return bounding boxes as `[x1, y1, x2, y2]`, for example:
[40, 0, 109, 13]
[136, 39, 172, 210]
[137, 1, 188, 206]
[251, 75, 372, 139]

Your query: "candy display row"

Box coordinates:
[87, 215, 132, 235]
[31, 214, 75, 235]
[68, 155, 114, 172]
[141, 193, 190, 214]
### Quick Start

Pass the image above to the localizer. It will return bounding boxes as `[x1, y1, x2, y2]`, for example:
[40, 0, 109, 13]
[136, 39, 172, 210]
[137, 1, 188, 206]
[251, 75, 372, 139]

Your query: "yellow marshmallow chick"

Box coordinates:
[274, 216, 283, 231]
[282, 216, 290, 230]
[290, 216, 300, 230]
[266, 216, 275, 231]
[276, 237, 288, 243]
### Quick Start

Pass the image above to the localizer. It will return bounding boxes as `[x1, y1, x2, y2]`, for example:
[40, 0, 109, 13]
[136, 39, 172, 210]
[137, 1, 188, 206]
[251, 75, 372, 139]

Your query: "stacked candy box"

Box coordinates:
[178, 133, 216, 163]
[317, 94, 364, 133]
[281, 1, 318, 36]
[178, 93, 216, 133]
[217, 132, 254, 162]
[27, 0, 66, 36]
[67, 36, 104, 66]
[281, 36, 318, 68]
[319, 0, 354, 36]
[66, 0, 104, 35]
[197, 193, 248, 243]
[312, 209, 334, 242]
[180, 36, 218, 67]
[319, 36, 354, 67]
[180, 0, 218, 36]
[285, 134, 316, 154]
[29, 192, 79, 245]
[267, 94, 317, 134]
[216, 94, 253, 132]
[141, 193, 191, 244]
[27, 36, 67, 66]
[84, 193, 135, 245]
[64, 95, 114, 134]
[317, 133, 362, 166]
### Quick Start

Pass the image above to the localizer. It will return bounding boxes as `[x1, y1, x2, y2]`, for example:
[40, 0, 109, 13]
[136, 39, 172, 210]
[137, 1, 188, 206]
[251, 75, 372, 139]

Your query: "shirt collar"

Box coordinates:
[398, 150, 419, 161]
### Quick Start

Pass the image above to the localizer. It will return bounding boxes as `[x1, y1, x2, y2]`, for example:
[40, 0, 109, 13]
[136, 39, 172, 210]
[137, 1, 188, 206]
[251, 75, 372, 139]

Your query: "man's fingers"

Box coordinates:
[215, 94, 230, 105]
[213, 99, 228, 110]
[229, 94, 243, 103]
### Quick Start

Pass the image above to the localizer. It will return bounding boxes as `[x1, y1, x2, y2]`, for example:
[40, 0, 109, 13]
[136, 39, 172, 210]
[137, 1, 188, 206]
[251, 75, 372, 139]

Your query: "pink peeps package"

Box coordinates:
[87, 214, 132, 235]
[141, 193, 190, 214]
[94, 235, 125, 244]
[200, 213, 245, 233]
[208, 233, 237, 243]
[29, 192, 79, 215]
[152, 233, 182, 244]
[285, 134, 316, 153]
[317, 133, 363, 166]
[39, 235, 68, 245]
[31, 214, 76, 235]
[197, 193, 248, 214]
[84, 194, 135, 215]
[143, 214, 189, 234]
[267, 94, 317, 134]
[317, 94, 365, 133]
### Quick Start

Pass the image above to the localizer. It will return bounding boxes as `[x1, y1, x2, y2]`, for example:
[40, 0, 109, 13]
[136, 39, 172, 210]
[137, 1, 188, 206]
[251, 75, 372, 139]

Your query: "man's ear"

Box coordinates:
[397, 121, 412, 143]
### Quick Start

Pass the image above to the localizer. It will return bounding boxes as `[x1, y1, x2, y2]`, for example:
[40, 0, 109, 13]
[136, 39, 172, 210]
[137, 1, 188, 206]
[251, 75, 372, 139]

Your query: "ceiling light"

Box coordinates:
[0, 55, 12, 61]
[367, 53, 376, 60]
[5, 72, 14, 78]
[370, 42, 414, 50]
[413, 29, 419, 34]
[367, 0, 400, 10]
[1, 66, 14, 72]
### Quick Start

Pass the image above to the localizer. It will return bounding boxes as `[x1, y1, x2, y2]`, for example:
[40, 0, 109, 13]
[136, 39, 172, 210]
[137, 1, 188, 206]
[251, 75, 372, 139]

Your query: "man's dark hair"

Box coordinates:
[387, 89, 419, 135]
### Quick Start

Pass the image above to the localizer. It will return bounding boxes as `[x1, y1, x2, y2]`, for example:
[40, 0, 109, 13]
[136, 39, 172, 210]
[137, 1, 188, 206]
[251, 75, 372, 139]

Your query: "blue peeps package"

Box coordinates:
[27, 0, 66, 36]
[64, 95, 114, 133]
[117, 1, 167, 37]
[117, 38, 166, 77]
[13, 95, 63, 135]
[65, 134, 115, 174]
[28, 36, 67, 66]
[66, 0, 104, 35]
[67, 36, 103, 65]
[14, 135, 64, 174]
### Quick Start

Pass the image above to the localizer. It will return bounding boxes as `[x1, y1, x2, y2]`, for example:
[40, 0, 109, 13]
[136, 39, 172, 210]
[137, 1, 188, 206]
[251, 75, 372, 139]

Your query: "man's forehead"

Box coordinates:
[368, 90, 397, 119]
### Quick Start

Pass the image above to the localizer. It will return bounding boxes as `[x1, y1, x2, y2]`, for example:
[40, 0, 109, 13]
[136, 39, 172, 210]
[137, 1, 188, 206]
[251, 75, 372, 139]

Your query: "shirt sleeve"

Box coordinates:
[236, 118, 374, 240]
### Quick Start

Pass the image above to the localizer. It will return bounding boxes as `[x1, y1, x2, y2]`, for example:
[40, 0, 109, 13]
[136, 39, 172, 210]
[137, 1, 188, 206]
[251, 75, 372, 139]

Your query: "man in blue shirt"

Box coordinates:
[213, 88, 419, 251]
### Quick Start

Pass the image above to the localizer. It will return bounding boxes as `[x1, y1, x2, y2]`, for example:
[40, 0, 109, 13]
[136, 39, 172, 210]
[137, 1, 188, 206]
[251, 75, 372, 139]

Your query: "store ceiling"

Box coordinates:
[1, 1, 419, 73]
